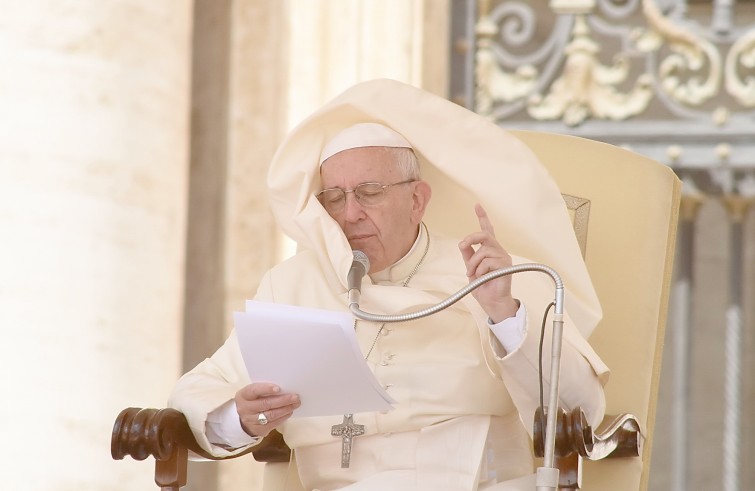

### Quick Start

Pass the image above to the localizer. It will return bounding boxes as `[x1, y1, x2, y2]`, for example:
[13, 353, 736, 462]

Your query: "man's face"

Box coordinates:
[319, 147, 430, 273]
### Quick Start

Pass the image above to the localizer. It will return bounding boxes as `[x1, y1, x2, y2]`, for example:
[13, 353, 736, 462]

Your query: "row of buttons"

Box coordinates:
[379, 352, 396, 366]
[376, 330, 395, 417]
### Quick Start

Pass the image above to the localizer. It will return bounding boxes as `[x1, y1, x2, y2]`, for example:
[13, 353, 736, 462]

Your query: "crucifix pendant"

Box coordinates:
[331, 413, 365, 468]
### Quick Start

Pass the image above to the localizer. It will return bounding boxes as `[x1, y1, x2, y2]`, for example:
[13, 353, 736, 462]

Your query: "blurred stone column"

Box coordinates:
[670, 192, 705, 491]
[287, 0, 450, 126]
[721, 194, 754, 491]
[201, 0, 291, 489]
[0, 1, 192, 490]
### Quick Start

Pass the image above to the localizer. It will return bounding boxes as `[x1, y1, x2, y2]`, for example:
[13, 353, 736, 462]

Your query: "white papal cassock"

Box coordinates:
[169, 79, 610, 491]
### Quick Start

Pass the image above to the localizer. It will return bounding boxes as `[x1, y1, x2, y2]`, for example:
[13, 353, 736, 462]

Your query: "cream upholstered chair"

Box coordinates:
[111, 131, 680, 490]
[512, 130, 681, 490]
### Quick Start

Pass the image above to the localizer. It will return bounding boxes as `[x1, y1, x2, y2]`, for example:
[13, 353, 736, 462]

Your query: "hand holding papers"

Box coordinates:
[234, 301, 395, 418]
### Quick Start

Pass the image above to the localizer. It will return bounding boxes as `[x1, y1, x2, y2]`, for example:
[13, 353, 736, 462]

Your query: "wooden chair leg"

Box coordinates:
[554, 452, 581, 489]
[155, 446, 188, 491]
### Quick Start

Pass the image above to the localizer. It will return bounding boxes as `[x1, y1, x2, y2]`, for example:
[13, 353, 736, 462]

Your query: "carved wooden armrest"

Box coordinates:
[112, 406, 640, 490]
[111, 407, 291, 491]
[533, 406, 644, 489]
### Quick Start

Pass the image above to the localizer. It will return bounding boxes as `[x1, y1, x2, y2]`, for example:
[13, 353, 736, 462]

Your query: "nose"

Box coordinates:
[342, 192, 365, 222]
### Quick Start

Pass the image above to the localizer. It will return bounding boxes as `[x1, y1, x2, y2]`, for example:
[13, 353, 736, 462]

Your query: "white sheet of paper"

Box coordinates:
[234, 300, 396, 418]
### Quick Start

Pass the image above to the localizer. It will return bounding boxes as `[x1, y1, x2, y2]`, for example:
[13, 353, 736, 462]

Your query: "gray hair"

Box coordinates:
[386, 147, 421, 180]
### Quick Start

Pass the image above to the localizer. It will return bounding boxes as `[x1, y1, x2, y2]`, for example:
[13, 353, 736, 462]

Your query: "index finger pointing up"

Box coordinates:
[475, 203, 495, 236]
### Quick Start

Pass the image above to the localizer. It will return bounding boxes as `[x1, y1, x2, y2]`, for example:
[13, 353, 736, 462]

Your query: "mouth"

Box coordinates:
[348, 234, 373, 244]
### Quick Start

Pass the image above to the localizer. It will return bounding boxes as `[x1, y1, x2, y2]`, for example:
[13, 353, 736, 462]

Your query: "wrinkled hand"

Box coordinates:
[235, 383, 301, 438]
[458, 204, 519, 323]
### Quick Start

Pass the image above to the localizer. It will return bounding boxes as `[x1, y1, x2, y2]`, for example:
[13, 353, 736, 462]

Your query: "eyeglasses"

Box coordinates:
[316, 179, 416, 213]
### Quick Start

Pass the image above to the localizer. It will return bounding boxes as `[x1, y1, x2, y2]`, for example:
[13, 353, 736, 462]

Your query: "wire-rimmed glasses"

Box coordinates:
[316, 179, 415, 213]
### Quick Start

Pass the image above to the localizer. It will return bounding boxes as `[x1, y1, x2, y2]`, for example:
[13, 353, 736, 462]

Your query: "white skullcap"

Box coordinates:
[319, 123, 413, 166]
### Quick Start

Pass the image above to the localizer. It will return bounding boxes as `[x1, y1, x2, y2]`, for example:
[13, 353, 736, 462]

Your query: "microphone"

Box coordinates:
[347, 250, 370, 307]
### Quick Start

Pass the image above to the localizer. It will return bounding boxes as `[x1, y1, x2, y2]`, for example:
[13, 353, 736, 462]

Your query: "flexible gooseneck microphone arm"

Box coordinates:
[349, 262, 565, 491]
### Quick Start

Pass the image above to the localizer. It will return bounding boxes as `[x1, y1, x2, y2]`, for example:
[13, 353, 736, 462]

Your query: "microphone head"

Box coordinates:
[352, 250, 370, 273]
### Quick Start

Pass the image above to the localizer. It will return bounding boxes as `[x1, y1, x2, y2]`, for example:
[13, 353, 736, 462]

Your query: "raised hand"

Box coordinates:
[458, 203, 519, 323]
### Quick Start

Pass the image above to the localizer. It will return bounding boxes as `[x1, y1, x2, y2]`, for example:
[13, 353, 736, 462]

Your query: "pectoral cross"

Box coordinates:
[331, 413, 365, 468]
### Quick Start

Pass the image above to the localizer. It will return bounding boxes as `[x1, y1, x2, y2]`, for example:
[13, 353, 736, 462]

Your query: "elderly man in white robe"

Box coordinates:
[169, 79, 609, 491]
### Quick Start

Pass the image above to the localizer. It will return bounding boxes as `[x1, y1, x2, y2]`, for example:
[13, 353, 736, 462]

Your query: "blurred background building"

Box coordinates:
[1, 1, 752, 490]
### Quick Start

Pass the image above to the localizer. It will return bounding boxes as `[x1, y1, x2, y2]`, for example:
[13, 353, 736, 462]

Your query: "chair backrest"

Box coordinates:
[512, 130, 681, 490]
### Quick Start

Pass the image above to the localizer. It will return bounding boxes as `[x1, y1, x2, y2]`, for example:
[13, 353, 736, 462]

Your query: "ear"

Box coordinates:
[410, 180, 432, 224]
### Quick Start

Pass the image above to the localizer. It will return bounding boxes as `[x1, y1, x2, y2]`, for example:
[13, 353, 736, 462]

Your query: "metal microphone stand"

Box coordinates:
[349, 263, 564, 491]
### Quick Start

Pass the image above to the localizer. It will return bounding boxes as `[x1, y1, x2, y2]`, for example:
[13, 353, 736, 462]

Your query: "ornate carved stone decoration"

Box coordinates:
[474, 0, 539, 117]
[726, 29, 755, 107]
[638, 0, 721, 106]
[472, 0, 755, 127]
[458, 0, 755, 174]
[527, 15, 654, 126]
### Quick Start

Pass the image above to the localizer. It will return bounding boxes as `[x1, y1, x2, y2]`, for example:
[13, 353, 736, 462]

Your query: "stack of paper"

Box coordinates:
[234, 300, 396, 417]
